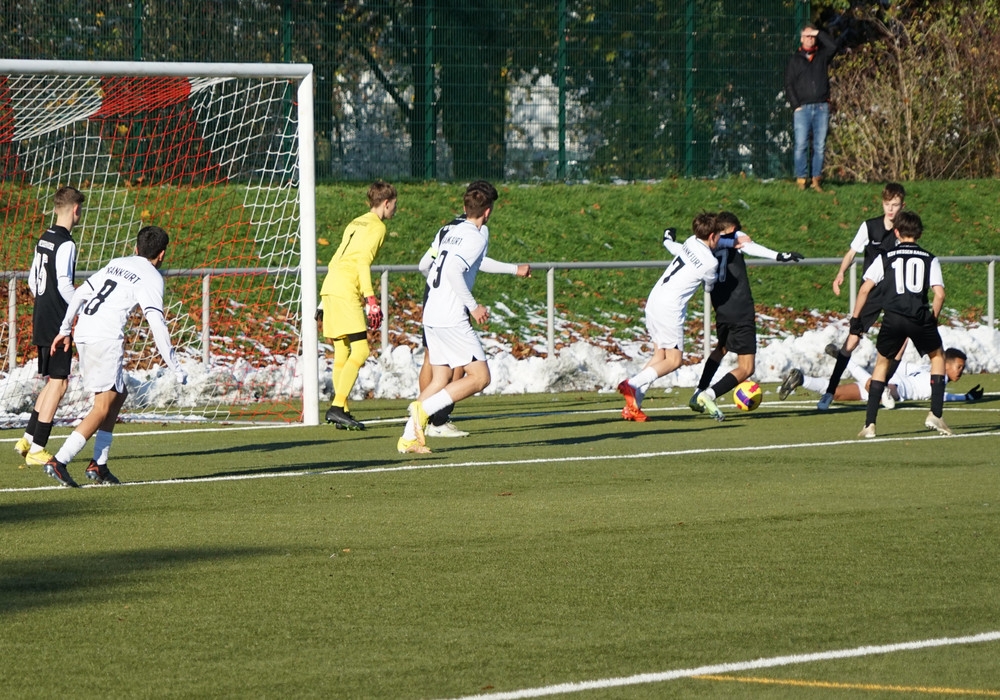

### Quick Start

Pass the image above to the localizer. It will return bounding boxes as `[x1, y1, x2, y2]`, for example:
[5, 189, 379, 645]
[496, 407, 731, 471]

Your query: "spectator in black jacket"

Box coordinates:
[785, 23, 838, 192]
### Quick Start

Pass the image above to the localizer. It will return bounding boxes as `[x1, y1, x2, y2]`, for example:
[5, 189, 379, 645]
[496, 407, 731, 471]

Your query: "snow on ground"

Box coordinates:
[2, 309, 998, 428]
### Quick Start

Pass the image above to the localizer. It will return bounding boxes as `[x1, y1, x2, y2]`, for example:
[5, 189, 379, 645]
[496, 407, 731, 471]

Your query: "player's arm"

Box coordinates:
[54, 239, 77, 303]
[849, 277, 878, 334]
[929, 258, 945, 319]
[355, 228, 386, 299]
[442, 257, 487, 324]
[834, 225, 868, 295]
[417, 246, 437, 278]
[51, 275, 98, 353]
[139, 278, 187, 384]
[739, 238, 803, 263]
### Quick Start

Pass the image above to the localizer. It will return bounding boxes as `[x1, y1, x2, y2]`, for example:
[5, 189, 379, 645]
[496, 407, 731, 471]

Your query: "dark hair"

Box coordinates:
[716, 210, 741, 233]
[136, 225, 169, 259]
[893, 209, 923, 240]
[691, 212, 718, 240]
[463, 187, 493, 219]
[945, 347, 967, 362]
[882, 183, 906, 202]
[466, 179, 498, 203]
[54, 186, 84, 208]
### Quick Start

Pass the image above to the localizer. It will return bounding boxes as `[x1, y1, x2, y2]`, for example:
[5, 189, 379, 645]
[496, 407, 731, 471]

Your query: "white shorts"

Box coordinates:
[424, 323, 486, 368]
[77, 337, 126, 393]
[644, 299, 686, 351]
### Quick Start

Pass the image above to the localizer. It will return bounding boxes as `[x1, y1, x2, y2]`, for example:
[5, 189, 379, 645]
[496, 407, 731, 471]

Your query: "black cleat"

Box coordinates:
[44, 459, 80, 488]
[86, 459, 121, 485]
[325, 406, 365, 430]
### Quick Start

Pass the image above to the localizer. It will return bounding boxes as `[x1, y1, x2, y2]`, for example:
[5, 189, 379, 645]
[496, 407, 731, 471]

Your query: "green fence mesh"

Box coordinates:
[1, 1, 810, 182]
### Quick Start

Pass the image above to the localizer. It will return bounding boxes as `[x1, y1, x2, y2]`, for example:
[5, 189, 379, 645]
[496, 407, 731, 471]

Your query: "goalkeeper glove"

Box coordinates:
[965, 384, 984, 401]
[776, 251, 804, 263]
[314, 308, 323, 322]
[848, 316, 865, 336]
[365, 296, 383, 329]
[662, 228, 676, 245]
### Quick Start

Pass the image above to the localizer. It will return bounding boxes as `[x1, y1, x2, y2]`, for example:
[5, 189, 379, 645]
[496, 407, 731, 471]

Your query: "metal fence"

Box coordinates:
[0, 1, 810, 182]
[6, 256, 997, 373]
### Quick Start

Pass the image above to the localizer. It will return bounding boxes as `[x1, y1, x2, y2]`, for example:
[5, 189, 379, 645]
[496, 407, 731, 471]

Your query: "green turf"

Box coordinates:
[3, 387, 999, 698]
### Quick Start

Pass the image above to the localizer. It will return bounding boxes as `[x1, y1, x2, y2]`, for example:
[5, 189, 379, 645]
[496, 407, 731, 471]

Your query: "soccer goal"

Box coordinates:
[0, 59, 319, 427]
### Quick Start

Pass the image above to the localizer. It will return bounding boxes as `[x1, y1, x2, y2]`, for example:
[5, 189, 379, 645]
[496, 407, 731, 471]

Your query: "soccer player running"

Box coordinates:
[44, 226, 187, 487]
[318, 181, 397, 431]
[853, 210, 951, 438]
[416, 180, 530, 438]
[683, 211, 803, 421]
[817, 183, 907, 410]
[617, 213, 722, 421]
[779, 347, 980, 406]
[397, 186, 497, 454]
[16, 186, 85, 468]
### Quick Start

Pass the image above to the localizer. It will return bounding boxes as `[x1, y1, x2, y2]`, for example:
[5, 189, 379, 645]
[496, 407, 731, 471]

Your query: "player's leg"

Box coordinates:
[690, 331, 726, 413]
[87, 388, 128, 485]
[823, 291, 884, 409]
[919, 325, 951, 434]
[23, 345, 72, 466]
[323, 295, 366, 429]
[427, 366, 469, 438]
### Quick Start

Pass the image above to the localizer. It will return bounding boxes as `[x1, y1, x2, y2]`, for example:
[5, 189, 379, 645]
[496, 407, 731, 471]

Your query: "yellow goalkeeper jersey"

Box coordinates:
[320, 211, 386, 300]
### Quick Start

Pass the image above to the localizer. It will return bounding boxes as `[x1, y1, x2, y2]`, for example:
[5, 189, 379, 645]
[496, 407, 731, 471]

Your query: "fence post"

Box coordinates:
[702, 288, 712, 358]
[547, 266, 555, 357]
[7, 277, 16, 372]
[381, 269, 389, 356]
[989, 260, 996, 329]
[201, 274, 211, 366]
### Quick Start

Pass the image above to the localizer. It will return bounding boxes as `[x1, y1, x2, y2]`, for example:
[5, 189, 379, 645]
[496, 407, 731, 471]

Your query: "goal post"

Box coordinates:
[0, 59, 319, 427]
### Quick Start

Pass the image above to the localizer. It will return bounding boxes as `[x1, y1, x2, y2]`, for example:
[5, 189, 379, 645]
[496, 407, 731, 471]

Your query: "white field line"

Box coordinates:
[438, 631, 1000, 700]
[2, 423, 999, 492]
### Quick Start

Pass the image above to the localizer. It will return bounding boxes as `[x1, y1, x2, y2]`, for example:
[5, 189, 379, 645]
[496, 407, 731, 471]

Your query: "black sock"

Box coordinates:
[825, 352, 850, 395]
[711, 372, 740, 400]
[698, 358, 720, 392]
[25, 410, 39, 438]
[866, 380, 886, 426]
[33, 422, 53, 449]
[930, 374, 945, 417]
[430, 408, 451, 427]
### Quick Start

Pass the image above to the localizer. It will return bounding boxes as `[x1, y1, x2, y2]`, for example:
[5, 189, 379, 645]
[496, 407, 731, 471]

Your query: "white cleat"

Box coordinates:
[924, 412, 953, 436]
[858, 424, 876, 439]
[425, 421, 469, 438]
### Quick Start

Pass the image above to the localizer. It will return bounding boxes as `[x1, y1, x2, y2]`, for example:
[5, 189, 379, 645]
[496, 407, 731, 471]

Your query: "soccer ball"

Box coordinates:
[733, 381, 763, 411]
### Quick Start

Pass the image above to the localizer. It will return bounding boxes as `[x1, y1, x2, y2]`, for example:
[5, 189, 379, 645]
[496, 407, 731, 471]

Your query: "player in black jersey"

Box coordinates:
[15, 186, 84, 467]
[817, 183, 907, 410]
[688, 211, 803, 421]
[851, 210, 951, 438]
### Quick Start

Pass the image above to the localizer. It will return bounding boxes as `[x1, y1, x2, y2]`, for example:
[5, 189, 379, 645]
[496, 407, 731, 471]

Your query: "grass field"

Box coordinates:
[4, 384, 1000, 698]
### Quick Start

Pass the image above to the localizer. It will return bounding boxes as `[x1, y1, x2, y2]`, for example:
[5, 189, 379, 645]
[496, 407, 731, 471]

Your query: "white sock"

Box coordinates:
[401, 418, 418, 441]
[54, 430, 88, 466]
[93, 430, 113, 465]
[421, 390, 454, 418]
[704, 388, 717, 400]
[630, 367, 658, 389]
[803, 375, 827, 394]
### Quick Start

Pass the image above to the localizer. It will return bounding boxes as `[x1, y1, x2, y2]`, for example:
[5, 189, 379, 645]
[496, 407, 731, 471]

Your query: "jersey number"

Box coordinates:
[890, 257, 926, 294]
[82, 280, 118, 315]
[32, 253, 49, 295]
[660, 257, 685, 285]
[431, 250, 449, 288]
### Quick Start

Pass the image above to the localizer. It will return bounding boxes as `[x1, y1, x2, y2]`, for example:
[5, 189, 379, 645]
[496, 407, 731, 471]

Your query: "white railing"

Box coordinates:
[4, 256, 998, 373]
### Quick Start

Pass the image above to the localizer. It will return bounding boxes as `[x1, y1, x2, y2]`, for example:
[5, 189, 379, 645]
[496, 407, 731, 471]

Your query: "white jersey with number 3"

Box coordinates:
[422, 219, 488, 327]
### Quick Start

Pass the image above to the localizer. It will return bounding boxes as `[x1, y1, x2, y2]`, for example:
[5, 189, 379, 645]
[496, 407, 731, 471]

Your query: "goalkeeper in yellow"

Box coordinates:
[318, 181, 397, 430]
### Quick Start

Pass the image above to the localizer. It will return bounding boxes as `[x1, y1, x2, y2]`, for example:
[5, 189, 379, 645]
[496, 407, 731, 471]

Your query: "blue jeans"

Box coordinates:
[793, 102, 829, 179]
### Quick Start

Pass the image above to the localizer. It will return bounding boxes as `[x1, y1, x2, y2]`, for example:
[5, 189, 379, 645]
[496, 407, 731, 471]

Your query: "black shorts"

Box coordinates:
[715, 321, 757, 356]
[875, 310, 943, 358]
[36, 343, 72, 379]
[856, 285, 888, 333]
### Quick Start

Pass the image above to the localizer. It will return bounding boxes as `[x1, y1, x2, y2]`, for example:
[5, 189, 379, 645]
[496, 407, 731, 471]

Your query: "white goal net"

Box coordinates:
[0, 60, 318, 427]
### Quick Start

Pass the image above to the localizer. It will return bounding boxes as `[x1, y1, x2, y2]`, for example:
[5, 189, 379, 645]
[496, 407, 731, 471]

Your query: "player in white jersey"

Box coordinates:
[617, 213, 722, 421]
[415, 180, 531, 438]
[397, 187, 497, 454]
[42, 226, 187, 487]
[778, 347, 981, 405]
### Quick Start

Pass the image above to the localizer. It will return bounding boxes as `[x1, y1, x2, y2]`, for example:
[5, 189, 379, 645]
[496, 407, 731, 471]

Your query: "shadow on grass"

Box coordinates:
[0, 545, 278, 615]
[0, 499, 88, 525]
[167, 456, 426, 480]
